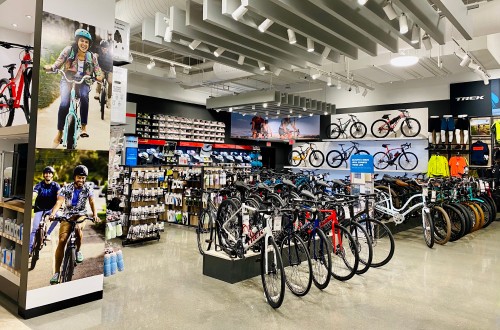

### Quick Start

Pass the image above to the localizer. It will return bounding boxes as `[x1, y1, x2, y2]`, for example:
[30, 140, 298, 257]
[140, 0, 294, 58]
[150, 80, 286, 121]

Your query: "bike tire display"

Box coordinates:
[0, 78, 15, 127]
[373, 152, 390, 170]
[260, 236, 285, 308]
[327, 224, 359, 281]
[400, 118, 421, 137]
[431, 205, 451, 245]
[398, 152, 418, 171]
[308, 150, 325, 168]
[280, 233, 313, 297]
[357, 218, 395, 267]
[307, 228, 332, 290]
[422, 210, 435, 248]
[66, 115, 77, 149]
[288, 150, 302, 167]
[350, 122, 367, 139]
[371, 119, 390, 138]
[197, 210, 213, 255]
[326, 123, 341, 139]
[326, 150, 343, 168]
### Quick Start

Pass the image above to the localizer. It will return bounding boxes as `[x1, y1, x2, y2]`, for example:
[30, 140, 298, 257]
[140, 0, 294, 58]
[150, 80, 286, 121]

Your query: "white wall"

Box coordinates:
[0, 27, 32, 69]
[44, 0, 115, 31]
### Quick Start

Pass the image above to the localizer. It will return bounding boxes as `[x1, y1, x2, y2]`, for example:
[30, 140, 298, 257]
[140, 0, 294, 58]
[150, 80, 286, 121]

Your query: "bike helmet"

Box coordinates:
[73, 165, 88, 177]
[75, 29, 92, 42]
[100, 40, 110, 48]
[138, 152, 149, 160]
[43, 166, 55, 174]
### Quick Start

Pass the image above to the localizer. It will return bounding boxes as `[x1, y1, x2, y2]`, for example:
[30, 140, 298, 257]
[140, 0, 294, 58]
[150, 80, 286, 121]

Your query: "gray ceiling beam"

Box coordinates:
[269, 0, 382, 56]
[206, 90, 279, 108]
[428, 0, 473, 40]
[392, 0, 446, 45]
[244, 0, 358, 59]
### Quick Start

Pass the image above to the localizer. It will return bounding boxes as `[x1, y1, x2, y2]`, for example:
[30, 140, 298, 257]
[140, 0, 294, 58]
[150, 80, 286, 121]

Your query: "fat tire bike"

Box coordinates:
[326, 142, 370, 168]
[326, 114, 367, 139]
[371, 109, 421, 138]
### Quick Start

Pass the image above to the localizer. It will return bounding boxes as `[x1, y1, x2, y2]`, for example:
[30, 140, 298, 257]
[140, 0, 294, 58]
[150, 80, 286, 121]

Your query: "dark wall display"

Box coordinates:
[337, 100, 450, 117]
[450, 80, 492, 117]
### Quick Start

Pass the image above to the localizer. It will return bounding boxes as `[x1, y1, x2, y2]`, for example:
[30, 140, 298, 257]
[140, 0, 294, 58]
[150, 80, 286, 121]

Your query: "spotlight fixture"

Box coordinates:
[273, 68, 282, 76]
[311, 72, 321, 80]
[164, 26, 173, 42]
[214, 47, 225, 57]
[242, 113, 246, 116]
[289, 109, 293, 114]
[322, 47, 331, 59]
[299, 114, 302, 118]
[263, 103, 268, 108]
[258, 18, 274, 32]
[238, 55, 245, 65]
[383, 0, 398, 20]
[307, 38, 314, 52]
[287, 29, 297, 44]
[277, 110, 280, 115]
[411, 25, 420, 44]
[309, 113, 313, 117]
[147, 58, 155, 70]
[228, 107, 233, 112]
[231, 4, 248, 21]
[168, 65, 176, 78]
[422, 34, 432, 50]
[216, 109, 220, 112]
[258, 60, 265, 71]
[323, 111, 328, 115]
[468, 62, 480, 71]
[459, 53, 471, 67]
[337, 80, 341, 90]
[355, 85, 360, 94]
[189, 40, 201, 50]
[252, 105, 256, 110]
[303, 107, 307, 111]
[399, 13, 408, 34]
[327, 76, 332, 86]
[362, 89, 368, 97]
[358, 0, 368, 5]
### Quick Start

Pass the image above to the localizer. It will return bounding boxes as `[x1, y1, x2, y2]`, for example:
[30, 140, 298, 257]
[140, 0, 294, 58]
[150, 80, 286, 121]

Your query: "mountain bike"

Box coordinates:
[326, 114, 367, 139]
[29, 207, 51, 271]
[0, 41, 33, 126]
[373, 143, 418, 171]
[371, 110, 421, 138]
[288, 142, 325, 167]
[326, 142, 370, 168]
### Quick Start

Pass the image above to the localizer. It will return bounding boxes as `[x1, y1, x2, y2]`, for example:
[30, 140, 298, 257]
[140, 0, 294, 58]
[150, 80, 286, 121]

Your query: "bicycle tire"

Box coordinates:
[473, 201, 488, 230]
[461, 202, 477, 234]
[479, 196, 496, 227]
[288, 150, 302, 167]
[469, 202, 484, 231]
[371, 119, 390, 138]
[443, 204, 466, 241]
[350, 122, 367, 139]
[280, 233, 312, 297]
[197, 210, 213, 255]
[100, 83, 106, 120]
[454, 202, 473, 235]
[261, 236, 285, 308]
[266, 193, 286, 208]
[326, 150, 343, 168]
[358, 218, 394, 267]
[23, 67, 31, 123]
[345, 221, 372, 275]
[216, 199, 239, 249]
[328, 223, 359, 281]
[373, 152, 390, 170]
[422, 209, 435, 248]
[355, 149, 370, 156]
[401, 118, 421, 137]
[30, 229, 42, 270]
[431, 205, 451, 245]
[66, 115, 77, 149]
[309, 150, 325, 168]
[398, 152, 418, 171]
[476, 197, 494, 228]
[307, 228, 332, 289]
[326, 123, 341, 139]
[0, 79, 14, 127]
[60, 245, 75, 283]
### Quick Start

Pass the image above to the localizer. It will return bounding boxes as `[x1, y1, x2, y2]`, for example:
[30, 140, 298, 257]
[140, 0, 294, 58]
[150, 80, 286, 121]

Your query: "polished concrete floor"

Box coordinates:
[1, 222, 500, 329]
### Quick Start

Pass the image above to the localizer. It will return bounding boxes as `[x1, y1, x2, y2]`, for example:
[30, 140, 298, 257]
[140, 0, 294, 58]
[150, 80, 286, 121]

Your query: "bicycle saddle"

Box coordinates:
[282, 179, 295, 188]
[300, 190, 316, 200]
[257, 183, 273, 193]
[3, 63, 16, 69]
[383, 174, 397, 183]
[234, 181, 251, 192]
[382, 144, 389, 148]
[339, 144, 344, 146]
[382, 114, 390, 119]
[331, 179, 346, 186]
[395, 179, 409, 187]
[316, 180, 331, 188]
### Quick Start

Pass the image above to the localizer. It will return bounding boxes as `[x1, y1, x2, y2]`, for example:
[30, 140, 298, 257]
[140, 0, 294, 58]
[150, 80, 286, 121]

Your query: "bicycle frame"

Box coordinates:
[374, 185, 425, 224]
[340, 143, 359, 159]
[0, 51, 31, 110]
[319, 209, 343, 253]
[62, 82, 81, 147]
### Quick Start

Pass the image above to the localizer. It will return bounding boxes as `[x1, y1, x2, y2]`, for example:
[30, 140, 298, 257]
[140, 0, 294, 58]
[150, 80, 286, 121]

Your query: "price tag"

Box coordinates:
[431, 190, 436, 202]
[422, 187, 428, 196]
[273, 215, 282, 231]
[452, 189, 457, 199]
[479, 180, 486, 193]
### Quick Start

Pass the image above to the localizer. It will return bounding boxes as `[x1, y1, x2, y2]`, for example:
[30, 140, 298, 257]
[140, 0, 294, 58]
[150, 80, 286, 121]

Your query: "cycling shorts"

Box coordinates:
[440, 117, 455, 131]
[428, 117, 441, 132]
[455, 117, 470, 130]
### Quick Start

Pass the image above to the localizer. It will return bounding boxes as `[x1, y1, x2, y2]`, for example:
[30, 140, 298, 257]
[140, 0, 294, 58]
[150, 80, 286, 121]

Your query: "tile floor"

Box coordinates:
[1, 222, 500, 329]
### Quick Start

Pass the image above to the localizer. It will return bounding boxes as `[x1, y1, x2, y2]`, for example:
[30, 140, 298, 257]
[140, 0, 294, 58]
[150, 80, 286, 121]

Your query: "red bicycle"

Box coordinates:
[0, 41, 33, 127]
[370, 109, 421, 138]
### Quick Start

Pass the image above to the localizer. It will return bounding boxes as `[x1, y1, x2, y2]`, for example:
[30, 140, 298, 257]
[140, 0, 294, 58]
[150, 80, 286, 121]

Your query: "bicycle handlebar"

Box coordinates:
[53, 214, 94, 224]
[0, 41, 34, 51]
[48, 69, 92, 85]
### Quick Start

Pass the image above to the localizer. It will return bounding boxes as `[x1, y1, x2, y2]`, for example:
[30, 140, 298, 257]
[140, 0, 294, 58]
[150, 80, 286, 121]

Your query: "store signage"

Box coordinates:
[450, 81, 491, 116]
[350, 155, 374, 174]
[455, 96, 484, 101]
[113, 19, 131, 62]
[125, 148, 138, 166]
[125, 135, 138, 148]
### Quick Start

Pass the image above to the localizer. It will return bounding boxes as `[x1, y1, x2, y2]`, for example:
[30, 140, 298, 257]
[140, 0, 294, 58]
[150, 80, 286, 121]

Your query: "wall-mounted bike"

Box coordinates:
[371, 110, 421, 138]
[326, 114, 367, 139]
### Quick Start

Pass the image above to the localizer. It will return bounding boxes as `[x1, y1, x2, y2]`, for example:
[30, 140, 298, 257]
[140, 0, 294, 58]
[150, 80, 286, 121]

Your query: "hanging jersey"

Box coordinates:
[493, 121, 500, 143]
[470, 141, 489, 165]
[449, 156, 468, 177]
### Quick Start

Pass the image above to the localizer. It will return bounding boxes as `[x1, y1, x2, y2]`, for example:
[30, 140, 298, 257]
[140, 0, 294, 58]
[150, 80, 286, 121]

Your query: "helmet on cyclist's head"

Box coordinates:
[43, 166, 55, 174]
[99, 40, 109, 48]
[75, 29, 92, 43]
[73, 165, 88, 177]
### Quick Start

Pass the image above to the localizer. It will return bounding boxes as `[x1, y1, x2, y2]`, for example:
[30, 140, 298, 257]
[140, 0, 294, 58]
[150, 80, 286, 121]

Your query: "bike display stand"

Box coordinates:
[202, 250, 261, 284]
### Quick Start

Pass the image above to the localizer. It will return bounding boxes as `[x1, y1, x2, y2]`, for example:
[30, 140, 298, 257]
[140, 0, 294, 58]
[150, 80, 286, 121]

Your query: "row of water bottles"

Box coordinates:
[104, 245, 124, 277]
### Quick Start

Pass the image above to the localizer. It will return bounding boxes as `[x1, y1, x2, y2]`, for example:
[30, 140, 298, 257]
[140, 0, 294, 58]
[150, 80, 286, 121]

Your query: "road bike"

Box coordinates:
[326, 142, 370, 168]
[373, 143, 418, 171]
[288, 142, 324, 167]
[0, 41, 33, 126]
[371, 110, 421, 138]
[326, 114, 367, 139]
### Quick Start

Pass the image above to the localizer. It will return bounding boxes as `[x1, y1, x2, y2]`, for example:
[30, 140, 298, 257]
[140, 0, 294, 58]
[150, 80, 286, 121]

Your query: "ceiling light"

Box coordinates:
[289, 109, 293, 114]
[242, 113, 246, 116]
[322, 47, 331, 59]
[307, 38, 314, 52]
[252, 105, 256, 110]
[390, 55, 419, 67]
[483, 77, 489, 85]
[214, 47, 225, 57]
[303, 107, 307, 111]
[258, 19, 273, 32]
[323, 111, 328, 115]
[229, 107, 233, 112]
[168, 65, 176, 78]
[362, 89, 368, 97]
[164, 26, 173, 42]
[383, 1, 398, 20]
[459, 53, 471, 67]
[311, 72, 321, 80]
[232, 4, 248, 21]
[216, 109, 220, 112]
[309, 113, 313, 117]
[12, 23, 18, 28]
[327, 77, 332, 86]
[277, 110, 280, 114]
[422, 34, 432, 50]
[399, 13, 408, 34]
[238, 55, 245, 65]
[265, 111, 269, 115]
[411, 25, 420, 44]
[189, 40, 201, 50]
[263, 103, 268, 108]
[358, 0, 368, 5]
[299, 114, 302, 118]
[355, 86, 360, 94]
[468, 62, 480, 70]
[273, 68, 282, 76]
[147, 59, 155, 70]
[258, 60, 265, 70]
[25, 15, 32, 19]
[287, 29, 297, 44]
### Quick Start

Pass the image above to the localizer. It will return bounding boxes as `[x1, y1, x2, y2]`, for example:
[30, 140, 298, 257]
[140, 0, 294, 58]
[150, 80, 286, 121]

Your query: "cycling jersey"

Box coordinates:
[470, 141, 489, 165]
[449, 156, 468, 177]
[58, 183, 93, 215]
[492, 121, 500, 143]
[33, 181, 61, 212]
[427, 155, 450, 177]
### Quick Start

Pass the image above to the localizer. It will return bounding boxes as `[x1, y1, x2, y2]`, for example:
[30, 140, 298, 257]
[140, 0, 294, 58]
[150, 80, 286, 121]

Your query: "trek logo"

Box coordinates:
[455, 96, 484, 101]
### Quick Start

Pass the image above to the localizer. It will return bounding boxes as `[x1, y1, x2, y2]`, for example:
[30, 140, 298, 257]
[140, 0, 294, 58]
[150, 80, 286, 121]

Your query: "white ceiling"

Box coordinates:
[0, 0, 36, 33]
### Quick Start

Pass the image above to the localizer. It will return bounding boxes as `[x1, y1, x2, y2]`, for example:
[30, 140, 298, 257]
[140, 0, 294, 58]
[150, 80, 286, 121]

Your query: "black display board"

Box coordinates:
[450, 80, 492, 116]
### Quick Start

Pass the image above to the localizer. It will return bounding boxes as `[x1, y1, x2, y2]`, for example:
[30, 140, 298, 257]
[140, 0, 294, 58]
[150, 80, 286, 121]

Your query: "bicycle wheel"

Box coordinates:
[350, 122, 367, 139]
[216, 199, 239, 248]
[66, 115, 77, 149]
[60, 246, 75, 283]
[100, 83, 106, 120]
[431, 205, 451, 245]
[309, 150, 325, 168]
[328, 224, 359, 281]
[358, 218, 395, 267]
[0, 79, 15, 127]
[478, 196, 496, 228]
[422, 209, 435, 248]
[326, 123, 341, 139]
[260, 235, 285, 308]
[469, 202, 484, 231]
[280, 233, 312, 297]
[197, 210, 213, 255]
[373, 152, 390, 170]
[345, 221, 372, 275]
[443, 204, 465, 241]
[462, 202, 478, 234]
[454, 203, 473, 235]
[307, 228, 332, 289]
[326, 150, 343, 168]
[371, 119, 390, 138]
[476, 199, 493, 229]
[398, 152, 418, 171]
[355, 149, 370, 156]
[288, 151, 302, 167]
[30, 230, 42, 270]
[23, 67, 32, 123]
[401, 118, 421, 137]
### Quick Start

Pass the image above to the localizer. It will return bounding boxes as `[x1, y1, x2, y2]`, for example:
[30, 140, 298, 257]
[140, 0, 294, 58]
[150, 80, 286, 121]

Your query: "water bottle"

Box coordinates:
[116, 249, 124, 272]
[110, 251, 117, 275]
[104, 253, 111, 277]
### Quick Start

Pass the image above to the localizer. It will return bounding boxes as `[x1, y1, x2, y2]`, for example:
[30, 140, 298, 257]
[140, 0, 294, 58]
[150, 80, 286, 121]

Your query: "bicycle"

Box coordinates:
[371, 110, 421, 138]
[326, 142, 370, 168]
[98, 71, 108, 120]
[29, 207, 51, 271]
[0, 41, 33, 126]
[326, 114, 367, 139]
[288, 142, 324, 167]
[373, 143, 419, 171]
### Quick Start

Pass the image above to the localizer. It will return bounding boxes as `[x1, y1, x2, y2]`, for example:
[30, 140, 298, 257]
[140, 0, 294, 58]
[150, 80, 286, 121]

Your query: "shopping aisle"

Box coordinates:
[2, 222, 500, 329]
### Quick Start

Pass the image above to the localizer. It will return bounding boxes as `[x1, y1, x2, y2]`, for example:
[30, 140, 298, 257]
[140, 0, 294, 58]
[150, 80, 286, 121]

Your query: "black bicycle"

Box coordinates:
[326, 114, 367, 139]
[98, 71, 108, 120]
[326, 142, 370, 168]
[30, 207, 51, 271]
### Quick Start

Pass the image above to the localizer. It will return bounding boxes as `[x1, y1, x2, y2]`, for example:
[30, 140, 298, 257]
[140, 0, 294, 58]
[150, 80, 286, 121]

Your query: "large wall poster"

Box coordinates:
[36, 11, 112, 150]
[231, 113, 320, 141]
[492, 79, 499, 116]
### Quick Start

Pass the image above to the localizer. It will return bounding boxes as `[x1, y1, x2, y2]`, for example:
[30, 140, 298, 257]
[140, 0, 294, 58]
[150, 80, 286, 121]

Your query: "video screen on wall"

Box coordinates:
[230, 113, 320, 141]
